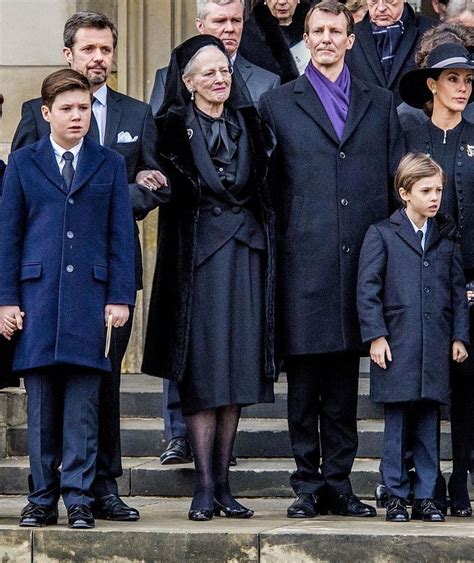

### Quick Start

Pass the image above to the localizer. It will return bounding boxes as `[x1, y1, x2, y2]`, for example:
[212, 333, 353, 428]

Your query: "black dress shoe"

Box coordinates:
[214, 498, 254, 518]
[67, 504, 95, 529]
[160, 437, 193, 465]
[188, 508, 214, 521]
[287, 494, 322, 518]
[19, 503, 58, 527]
[450, 505, 472, 517]
[329, 494, 377, 517]
[385, 496, 409, 522]
[230, 456, 237, 467]
[411, 499, 445, 522]
[94, 494, 140, 521]
[374, 484, 388, 508]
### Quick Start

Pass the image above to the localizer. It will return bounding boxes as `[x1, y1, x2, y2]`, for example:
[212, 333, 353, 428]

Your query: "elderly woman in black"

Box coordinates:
[142, 35, 276, 521]
[400, 42, 474, 517]
[239, 0, 311, 83]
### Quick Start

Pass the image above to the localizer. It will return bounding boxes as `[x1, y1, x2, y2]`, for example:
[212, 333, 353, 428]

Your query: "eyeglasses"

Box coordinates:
[366, 0, 400, 7]
[197, 67, 233, 81]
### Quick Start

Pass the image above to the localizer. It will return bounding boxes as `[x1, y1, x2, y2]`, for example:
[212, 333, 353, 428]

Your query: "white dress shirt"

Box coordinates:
[50, 136, 83, 173]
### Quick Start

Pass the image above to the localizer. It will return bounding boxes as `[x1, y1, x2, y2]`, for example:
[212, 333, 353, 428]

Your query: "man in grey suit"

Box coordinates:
[153, 0, 280, 465]
[149, 0, 280, 116]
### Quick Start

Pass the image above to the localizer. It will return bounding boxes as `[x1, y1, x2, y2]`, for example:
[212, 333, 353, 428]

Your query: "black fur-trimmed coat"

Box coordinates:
[141, 105, 277, 383]
[239, 1, 310, 84]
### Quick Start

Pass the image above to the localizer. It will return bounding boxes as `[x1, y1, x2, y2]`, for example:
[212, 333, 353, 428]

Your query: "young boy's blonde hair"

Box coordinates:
[395, 152, 446, 205]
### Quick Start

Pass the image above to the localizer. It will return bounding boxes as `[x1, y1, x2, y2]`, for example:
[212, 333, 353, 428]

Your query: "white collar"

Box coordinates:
[407, 214, 428, 237]
[93, 83, 108, 107]
[49, 135, 83, 160]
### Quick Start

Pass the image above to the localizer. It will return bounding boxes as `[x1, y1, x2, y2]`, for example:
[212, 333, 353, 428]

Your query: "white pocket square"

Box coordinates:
[117, 131, 138, 143]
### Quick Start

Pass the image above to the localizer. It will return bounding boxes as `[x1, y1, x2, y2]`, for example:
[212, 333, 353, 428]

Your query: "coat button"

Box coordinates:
[342, 245, 350, 253]
[212, 206, 223, 216]
[424, 312, 431, 320]
[460, 146, 465, 151]
[218, 167, 224, 172]
[66, 265, 74, 273]
[339, 151, 346, 159]
[68, 197, 74, 204]
[424, 286, 431, 293]
[341, 198, 348, 206]
[457, 161, 462, 166]
[231, 205, 241, 214]
[66, 231, 74, 239]
[423, 260, 429, 267]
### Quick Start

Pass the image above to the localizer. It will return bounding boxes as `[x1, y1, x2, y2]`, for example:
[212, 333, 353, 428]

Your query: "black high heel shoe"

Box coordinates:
[213, 499, 254, 518]
[188, 508, 214, 521]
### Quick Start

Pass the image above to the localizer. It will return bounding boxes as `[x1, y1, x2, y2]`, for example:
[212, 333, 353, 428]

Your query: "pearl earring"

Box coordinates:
[432, 90, 437, 95]
[189, 89, 195, 101]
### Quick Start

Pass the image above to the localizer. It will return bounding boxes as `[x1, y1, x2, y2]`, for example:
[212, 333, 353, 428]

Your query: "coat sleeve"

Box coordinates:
[11, 102, 40, 152]
[129, 103, 171, 219]
[107, 155, 137, 306]
[387, 94, 406, 212]
[357, 225, 390, 343]
[149, 68, 167, 117]
[450, 244, 470, 344]
[0, 157, 25, 305]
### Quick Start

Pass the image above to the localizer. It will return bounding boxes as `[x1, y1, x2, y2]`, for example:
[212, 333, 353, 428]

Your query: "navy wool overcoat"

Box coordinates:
[0, 136, 136, 373]
[357, 209, 470, 404]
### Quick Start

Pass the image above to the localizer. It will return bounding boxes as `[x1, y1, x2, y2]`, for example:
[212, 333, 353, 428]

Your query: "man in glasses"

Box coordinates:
[345, 0, 434, 104]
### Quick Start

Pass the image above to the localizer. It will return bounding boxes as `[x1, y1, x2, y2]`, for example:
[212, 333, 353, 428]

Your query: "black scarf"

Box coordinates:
[371, 5, 407, 81]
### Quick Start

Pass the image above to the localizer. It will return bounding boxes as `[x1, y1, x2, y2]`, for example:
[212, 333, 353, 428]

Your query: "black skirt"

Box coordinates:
[178, 237, 274, 414]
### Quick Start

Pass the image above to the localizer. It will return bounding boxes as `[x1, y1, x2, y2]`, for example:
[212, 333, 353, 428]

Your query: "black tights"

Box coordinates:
[184, 404, 241, 510]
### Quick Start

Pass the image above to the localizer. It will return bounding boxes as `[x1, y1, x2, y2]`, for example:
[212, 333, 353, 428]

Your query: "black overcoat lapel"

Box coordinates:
[391, 209, 423, 255]
[104, 88, 122, 148]
[70, 137, 106, 195]
[31, 136, 67, 194]
[340, 78, 371, 145]
[355, 17, 386, 87]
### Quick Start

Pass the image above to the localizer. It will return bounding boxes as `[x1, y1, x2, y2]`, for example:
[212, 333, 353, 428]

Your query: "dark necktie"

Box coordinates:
[62, 151, 75, 192]
[417, 229, 424, 250]
[89, 97, 100, 143]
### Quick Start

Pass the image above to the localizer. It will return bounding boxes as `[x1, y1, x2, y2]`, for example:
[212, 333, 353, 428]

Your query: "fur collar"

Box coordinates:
[251, 2, 310, 83]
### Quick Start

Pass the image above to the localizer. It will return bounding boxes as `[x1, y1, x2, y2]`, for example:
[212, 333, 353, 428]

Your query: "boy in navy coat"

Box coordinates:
[357, 152, 470, 523]
[0, 69, 135, 528]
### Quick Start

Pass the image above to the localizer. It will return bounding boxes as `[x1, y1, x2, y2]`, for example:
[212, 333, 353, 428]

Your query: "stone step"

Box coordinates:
[0, 496, 473, 562]
[0, 456, 466, 499]
[120, 374, 451, 421]
[7, 416, 455, 460]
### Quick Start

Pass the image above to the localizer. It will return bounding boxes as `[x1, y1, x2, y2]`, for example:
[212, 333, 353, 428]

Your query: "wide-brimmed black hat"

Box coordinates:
[399, 43, 474, 109]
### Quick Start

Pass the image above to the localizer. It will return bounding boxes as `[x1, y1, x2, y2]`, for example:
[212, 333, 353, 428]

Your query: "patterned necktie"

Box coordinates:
[62, 151, 75, 192]
[417, 229, 424, 250]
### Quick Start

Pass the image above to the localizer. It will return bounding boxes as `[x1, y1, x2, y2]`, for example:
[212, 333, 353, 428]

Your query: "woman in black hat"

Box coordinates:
[141, 35, 276, 521]
[400, 42, 474, 517]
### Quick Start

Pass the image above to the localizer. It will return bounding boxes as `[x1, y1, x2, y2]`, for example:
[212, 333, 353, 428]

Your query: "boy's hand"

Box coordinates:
[0, 306, 24, 340]
[105, 304, 129, 328]
[453, 340, 468, 363]
[370, 336, 392, 370]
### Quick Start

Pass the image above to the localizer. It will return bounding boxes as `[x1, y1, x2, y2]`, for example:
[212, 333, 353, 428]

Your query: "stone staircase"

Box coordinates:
[0, 363, 464, 500]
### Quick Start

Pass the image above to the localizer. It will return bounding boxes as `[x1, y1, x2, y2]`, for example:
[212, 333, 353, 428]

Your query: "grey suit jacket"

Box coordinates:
[149, 53, 280, 116]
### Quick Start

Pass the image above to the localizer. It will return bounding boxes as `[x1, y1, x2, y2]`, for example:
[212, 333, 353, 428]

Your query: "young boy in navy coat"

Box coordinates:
[357, 152, 470, 523]
[0, 69, 135, 528]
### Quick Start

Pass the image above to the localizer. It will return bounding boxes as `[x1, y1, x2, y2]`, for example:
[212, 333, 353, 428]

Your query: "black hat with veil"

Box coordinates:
[157, 34, 246, 117]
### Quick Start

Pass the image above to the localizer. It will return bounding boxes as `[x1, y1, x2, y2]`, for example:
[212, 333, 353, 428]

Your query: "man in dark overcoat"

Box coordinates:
[10, 11, 168, 521]
[345, 0, 434, 105]
[259, 0, 405, 518]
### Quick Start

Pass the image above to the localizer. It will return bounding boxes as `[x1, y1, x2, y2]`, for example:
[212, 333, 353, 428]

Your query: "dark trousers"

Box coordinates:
[91, 307, 134, 498]
[449, 375, 474, 505]
[286, 352, 360, 497]
[24, 366, 102, 508]
[383, 402, 439, 500]
[163, 379, 187, 441]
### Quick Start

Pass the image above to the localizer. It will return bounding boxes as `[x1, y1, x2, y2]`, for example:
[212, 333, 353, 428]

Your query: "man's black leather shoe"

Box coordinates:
[329, 493, 377, 517]
[287, 494, 326, 518]
[450, 505, 472, 517]
[411, 499, 445, 522]
[94, 494, 140, 521]
[385, 496, 409, 522]
[19, 503, 58, 527]
[160, 437, 193, 465]
[67, 504, 95, 529]
[374, 484, 388, 508]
